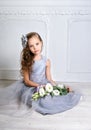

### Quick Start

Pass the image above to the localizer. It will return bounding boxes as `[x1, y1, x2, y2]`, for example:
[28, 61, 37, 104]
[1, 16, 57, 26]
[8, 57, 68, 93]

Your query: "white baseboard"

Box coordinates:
[0, 69, 21, 80]
[0, 70, 91, 83]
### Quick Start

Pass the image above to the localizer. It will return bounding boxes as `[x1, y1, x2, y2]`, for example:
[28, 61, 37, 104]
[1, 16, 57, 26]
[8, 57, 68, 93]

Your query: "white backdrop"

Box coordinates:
[0, 0, 91, 82]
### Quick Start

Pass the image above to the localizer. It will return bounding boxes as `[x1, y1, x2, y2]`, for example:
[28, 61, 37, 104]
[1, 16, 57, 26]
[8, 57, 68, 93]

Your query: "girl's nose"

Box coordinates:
[33, 46, 37, 50]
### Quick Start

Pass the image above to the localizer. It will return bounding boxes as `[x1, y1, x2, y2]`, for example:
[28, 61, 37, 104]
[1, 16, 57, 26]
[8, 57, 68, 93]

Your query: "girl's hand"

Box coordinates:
[66, 86, 73, 92]
[50, 80, 57, 86]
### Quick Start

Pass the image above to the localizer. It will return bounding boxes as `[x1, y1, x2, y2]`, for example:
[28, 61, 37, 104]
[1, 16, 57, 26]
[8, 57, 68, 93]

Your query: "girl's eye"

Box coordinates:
[29, 45, 33, 48]
[36, 43, 39, 45]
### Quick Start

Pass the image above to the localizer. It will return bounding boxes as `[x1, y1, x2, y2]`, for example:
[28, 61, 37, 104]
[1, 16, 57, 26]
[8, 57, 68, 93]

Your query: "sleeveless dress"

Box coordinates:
[0, 55, 81, 115]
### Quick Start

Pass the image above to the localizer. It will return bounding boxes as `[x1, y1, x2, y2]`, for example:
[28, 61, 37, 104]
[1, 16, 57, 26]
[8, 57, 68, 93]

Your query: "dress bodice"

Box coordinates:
[29, 55, 48, 85]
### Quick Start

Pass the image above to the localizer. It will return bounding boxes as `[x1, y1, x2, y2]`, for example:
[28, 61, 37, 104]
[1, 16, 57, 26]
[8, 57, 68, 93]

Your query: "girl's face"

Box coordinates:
[28, 36, 42, 55]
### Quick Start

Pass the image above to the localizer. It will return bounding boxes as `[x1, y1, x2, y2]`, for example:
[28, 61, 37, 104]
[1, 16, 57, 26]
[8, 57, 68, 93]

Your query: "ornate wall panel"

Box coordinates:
[0, 0, 91, 82]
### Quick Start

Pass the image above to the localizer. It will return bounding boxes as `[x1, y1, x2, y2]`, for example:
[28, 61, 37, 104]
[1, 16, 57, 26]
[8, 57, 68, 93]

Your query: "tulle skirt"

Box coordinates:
[0, 79, 81, 116]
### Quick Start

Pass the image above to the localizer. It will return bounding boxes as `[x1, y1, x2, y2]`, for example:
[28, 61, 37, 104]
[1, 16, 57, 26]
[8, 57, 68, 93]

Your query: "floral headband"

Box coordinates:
[21, 35, 27, 48]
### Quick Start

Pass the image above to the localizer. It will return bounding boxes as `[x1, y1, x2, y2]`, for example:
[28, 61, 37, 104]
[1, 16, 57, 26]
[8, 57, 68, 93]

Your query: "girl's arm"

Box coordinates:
[23, 70, 39, 87]
[46, 59, 56, 86]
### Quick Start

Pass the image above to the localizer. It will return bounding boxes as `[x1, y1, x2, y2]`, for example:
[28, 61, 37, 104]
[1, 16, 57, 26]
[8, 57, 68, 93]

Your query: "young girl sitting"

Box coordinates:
[20, 32, 81, 114]
[0, 32, 81, 115]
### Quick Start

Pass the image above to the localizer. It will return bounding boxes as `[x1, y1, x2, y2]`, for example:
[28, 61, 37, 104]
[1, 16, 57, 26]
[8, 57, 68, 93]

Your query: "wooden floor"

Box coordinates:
[0, 80, 91, 130]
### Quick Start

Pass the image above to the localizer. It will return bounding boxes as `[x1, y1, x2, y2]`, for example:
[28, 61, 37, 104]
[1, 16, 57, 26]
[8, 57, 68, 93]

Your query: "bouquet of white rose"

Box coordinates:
[32, 83, 71, 101]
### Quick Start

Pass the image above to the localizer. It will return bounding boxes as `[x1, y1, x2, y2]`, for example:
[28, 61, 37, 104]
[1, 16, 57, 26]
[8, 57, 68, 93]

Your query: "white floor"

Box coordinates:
[0, 80, 91, 130]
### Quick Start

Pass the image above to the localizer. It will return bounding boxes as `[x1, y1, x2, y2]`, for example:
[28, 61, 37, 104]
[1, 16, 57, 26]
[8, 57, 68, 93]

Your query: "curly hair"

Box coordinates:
[20, 32, 43, 76]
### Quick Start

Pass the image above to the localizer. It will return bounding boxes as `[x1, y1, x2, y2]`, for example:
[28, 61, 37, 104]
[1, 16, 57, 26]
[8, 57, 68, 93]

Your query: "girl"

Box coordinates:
[20, 32, 81, 114]
[21, 32, 56, 87]
[0, 32, 81, 115]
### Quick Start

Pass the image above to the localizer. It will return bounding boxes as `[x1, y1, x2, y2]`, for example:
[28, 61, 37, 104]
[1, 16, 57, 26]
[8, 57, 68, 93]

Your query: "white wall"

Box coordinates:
[0, 0, 91, 82]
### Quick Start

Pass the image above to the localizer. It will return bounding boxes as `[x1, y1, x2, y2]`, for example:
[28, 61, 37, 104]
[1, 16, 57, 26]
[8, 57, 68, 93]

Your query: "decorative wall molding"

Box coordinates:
[0, 15, 49, 56]
[0, 7, 91, 16]
[0, 14, 49, 79]
[67, 18, 91, 73]
[0, 1, 91, 81]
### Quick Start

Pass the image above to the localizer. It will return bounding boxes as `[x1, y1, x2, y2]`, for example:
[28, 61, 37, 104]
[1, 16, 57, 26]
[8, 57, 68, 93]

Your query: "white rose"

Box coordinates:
[53, 90, 60, 96]
[39, 87, 45, 97]
[58, 84, 65, 89]
[45, 83, 53, 93]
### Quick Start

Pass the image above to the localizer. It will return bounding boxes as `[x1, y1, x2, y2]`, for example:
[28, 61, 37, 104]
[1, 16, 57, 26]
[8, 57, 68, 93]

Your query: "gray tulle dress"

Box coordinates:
[0, 55, 81, 115]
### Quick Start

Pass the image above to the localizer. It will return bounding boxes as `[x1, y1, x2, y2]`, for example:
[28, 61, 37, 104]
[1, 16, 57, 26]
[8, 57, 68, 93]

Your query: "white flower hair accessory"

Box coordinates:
[21, 35, 27, 48]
